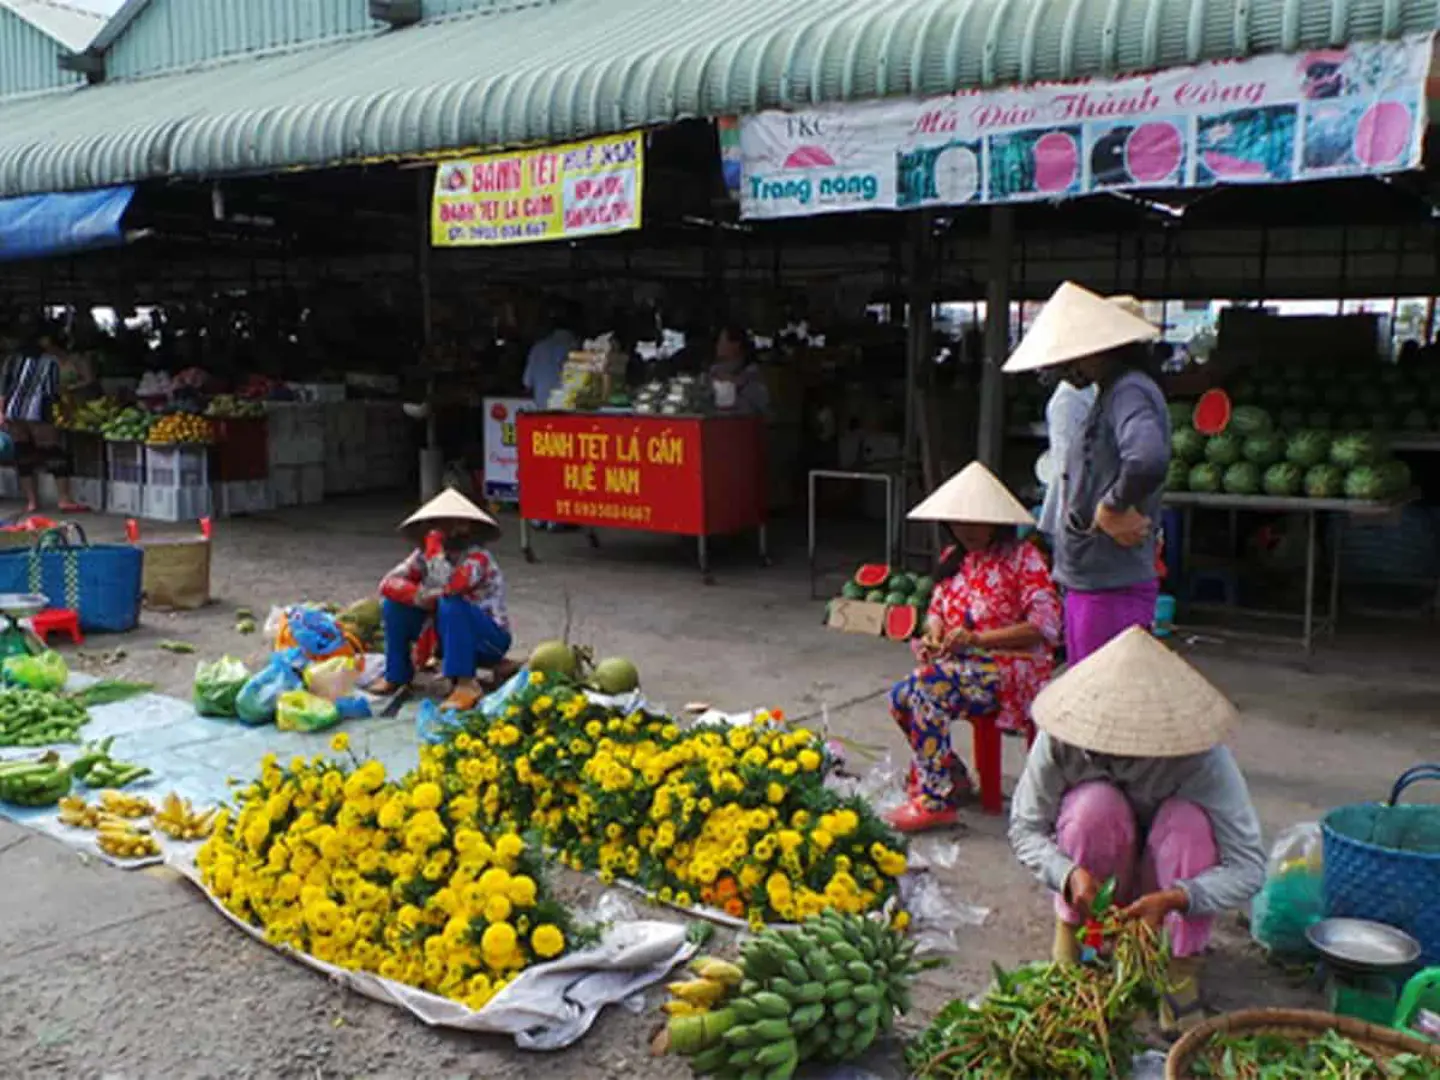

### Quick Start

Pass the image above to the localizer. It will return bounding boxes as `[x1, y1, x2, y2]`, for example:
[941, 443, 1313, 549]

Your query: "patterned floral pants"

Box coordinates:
[889, 658, 1000, 809]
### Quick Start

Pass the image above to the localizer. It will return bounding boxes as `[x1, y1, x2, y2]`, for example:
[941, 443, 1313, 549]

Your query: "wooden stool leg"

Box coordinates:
[973, 715, 1004, 816]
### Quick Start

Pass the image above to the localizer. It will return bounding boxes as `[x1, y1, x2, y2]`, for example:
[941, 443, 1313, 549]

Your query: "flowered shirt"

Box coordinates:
[380, 531, 509, 629]
[912, 539, 1061, 733]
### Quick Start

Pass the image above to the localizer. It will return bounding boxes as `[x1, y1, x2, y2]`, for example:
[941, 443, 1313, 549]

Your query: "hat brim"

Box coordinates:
[1003, 281, 1159, 374]
[401, 515, 502, 543]
[906, 461, 1036, 526]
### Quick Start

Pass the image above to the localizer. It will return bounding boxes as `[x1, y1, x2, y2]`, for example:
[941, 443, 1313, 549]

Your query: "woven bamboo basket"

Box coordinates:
[1166, 1008, 1440, 1078]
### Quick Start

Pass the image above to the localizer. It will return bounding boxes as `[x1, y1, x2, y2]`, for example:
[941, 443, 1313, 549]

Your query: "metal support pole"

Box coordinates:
[978, 207, 1013, 469]
[416, 168, 442, 500]
[904, 212, 936, 564]
[1302, 508, 1317, 655]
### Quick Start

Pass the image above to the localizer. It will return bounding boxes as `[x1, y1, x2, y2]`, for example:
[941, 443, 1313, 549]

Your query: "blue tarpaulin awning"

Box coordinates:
[0, 185, 134, 262]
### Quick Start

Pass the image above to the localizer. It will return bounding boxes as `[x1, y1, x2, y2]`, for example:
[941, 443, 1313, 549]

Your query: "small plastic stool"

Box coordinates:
[30, 608, 82, 646]
[1188, 568, 1239, 606]
[970, 716, 1037, 816]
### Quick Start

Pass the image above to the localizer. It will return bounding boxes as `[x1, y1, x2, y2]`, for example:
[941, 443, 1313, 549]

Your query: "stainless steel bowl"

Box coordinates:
[1306, 917, 1421, 973]
[0, 593, 49, 618]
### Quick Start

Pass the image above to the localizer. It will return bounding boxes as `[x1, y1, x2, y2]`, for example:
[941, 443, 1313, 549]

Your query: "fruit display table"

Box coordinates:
[516, 411, 768, 582]
[1163, 490, 1407, 654]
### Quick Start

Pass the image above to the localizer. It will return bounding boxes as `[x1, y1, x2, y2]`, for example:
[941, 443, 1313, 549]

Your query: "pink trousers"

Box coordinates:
[1054, 780, 1218, 957]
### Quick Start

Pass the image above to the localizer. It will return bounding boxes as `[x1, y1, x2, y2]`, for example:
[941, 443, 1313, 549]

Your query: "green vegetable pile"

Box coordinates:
[0, 752, 72, 806]
[906, 904, 1169, 1078]
[0, 688, 89, 746]
[1190, 1029, 1440, 1079]
[71, 737, 152, 789]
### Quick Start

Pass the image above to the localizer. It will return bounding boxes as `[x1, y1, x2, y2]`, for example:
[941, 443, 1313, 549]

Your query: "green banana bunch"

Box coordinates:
[664, 910, 920, 1080]
[0, 752, 73, 807]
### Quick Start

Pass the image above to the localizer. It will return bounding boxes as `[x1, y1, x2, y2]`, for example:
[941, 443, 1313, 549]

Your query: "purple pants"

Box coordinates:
[1063, 579, 1159, 663]
[1054, 780, 1217, 957]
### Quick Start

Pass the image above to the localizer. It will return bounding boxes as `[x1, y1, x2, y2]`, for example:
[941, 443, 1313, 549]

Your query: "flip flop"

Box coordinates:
[441, 687, 482, 712]
[57, 502, 91, 514]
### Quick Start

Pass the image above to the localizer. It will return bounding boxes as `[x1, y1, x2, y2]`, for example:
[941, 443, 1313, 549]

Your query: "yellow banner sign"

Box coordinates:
[431, 131, 644, 247]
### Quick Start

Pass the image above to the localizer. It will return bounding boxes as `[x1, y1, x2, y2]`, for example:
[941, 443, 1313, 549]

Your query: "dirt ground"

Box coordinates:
[1, 497, 1437, 1079]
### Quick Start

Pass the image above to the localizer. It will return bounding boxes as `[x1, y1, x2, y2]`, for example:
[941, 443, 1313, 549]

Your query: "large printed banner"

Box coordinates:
[733, 36, 1433, 219]
[432, 131, 644, 246]
[482, 397, 529, 502]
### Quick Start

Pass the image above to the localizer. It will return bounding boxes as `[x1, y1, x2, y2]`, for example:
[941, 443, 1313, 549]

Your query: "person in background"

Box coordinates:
[887, 462, 1060, 833]
[1003, 283, 1168, 663]
[0, 320, 89, 513]
[1009, 626, 1265, 1035]
[711, 324, 770, 417]
[372, 489, 516, 712]
[1037, 371, 1098, 548]
[521, 301, 579, 413]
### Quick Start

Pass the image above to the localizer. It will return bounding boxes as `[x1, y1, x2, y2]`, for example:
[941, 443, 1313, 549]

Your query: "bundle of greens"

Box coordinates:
[1190, 1029, 1440, 1079]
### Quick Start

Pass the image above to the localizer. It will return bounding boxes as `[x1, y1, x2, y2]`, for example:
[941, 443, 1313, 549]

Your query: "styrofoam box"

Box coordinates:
[266, 403, 326, 467]
[323, 402, 366, 444]
[215, 480, 274, 517]
[107, 480, 145, 516]
[271, 466, 301, 508]
[145, 445, 209, 489]
[299, 464, 324, 505]
[290, 383, 346, 404]
[71, 477, 105, 512]
[142, 484, 212, 523]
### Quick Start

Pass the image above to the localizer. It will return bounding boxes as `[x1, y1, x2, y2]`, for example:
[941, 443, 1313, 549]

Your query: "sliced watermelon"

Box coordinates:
[884, 605, 919, 640]
[1193, 389, 1232, 436]
[854, 563, 890, 589]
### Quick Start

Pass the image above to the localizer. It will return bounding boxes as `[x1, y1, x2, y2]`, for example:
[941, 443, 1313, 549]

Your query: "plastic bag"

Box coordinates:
[304, 655, 362, 701]
[3, 649, 67, 692]
[235, 652, 303, 726]
[334, 695, 371, 720]
[193, 656, 250, 718]
[276, 689, 340, 733]
[1250, 822, 1324, 956]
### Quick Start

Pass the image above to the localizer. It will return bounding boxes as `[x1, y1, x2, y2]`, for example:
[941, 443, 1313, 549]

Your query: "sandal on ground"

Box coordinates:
[885, 798, 961, 834]
[57, 502, 90, 514]
[441, 686, 482, 712]
[366, 679, 409, 697]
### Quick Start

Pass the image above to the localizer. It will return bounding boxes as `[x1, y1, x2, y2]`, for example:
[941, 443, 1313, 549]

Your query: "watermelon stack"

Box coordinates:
[833, 565, 933, 639]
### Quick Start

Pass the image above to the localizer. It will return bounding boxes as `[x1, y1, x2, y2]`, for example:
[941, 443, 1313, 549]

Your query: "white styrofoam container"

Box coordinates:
[215, 480, 274, 517]
[145, 445, 210, 489]
[142, 484, 212, 523]
[107, 481, 145, 517]
[71, 477, 105, 512]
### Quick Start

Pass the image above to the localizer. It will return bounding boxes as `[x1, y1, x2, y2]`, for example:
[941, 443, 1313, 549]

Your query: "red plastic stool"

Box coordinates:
[970, 716, 1038, 816]
[30, 608, 83, 646]
[413, 624, 438, 670]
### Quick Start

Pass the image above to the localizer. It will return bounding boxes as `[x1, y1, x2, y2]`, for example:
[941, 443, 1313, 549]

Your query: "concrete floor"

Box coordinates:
[0, 496, 1436, 1079]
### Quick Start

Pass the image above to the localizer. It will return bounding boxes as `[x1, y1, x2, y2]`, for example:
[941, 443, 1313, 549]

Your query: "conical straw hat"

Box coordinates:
[1032, 626, 1237, 757]
[401, 488, 500, 538]
[1003, 281, 1159, 374]
[907, 461, 1035, 526]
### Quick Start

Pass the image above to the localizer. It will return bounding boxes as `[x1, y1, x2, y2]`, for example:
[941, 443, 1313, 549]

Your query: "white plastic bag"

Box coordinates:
[1250, 822, 1324, 956]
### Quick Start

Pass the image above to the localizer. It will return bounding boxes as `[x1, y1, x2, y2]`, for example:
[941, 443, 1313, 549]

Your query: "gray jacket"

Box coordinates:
[1009, 732, 1267, 918]
[1053, 370, 1169, 591]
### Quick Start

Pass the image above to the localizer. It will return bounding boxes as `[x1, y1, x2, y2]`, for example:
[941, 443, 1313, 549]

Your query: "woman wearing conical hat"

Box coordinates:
[886, 462, 1061, 833]
[371, 488, 517, 711]
[1005, 283, 1170, 663]
[1008, 627, 1265, 1034]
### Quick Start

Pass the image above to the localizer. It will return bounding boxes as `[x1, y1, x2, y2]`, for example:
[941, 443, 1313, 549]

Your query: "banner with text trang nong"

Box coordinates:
[735, 35, 1433, 219]
[432, 131, 644, 246]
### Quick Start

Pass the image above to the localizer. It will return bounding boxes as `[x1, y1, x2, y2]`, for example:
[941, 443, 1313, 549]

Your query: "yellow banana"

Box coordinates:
[662, 1000, 706, 1017]
[666, 979, 729, 1008]
[690, 957, 745, 985]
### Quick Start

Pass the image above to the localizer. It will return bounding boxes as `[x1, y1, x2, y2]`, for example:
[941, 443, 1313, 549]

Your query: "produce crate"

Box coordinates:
[141, 484, 212, 523]
[68, 432, 105, 479]
[210, 418, 269, 482]
[145, 445, 210, 490]
[214, 480, 274, 518]
[106, 442, 145, 485]
[266, 403, 325, 467]
[107, 480, 144, 516]
[71, 477, 105, 512]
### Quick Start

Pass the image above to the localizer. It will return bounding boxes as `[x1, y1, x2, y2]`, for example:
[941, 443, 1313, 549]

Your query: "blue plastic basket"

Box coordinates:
[0, 526, 143, 633]
[1323, 765, 1440, 967]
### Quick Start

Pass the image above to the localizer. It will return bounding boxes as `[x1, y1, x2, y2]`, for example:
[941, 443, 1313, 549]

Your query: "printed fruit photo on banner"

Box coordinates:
[426, 671, 908, 926]
[197, 740, 584, 1012]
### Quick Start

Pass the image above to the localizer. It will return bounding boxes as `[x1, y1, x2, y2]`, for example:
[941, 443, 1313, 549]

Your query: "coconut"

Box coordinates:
[528, 640, 578, 677]
[591, 657, 640, 695]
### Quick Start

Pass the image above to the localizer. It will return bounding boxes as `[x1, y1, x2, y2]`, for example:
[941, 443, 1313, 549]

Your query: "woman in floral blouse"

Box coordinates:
[888, 462, 1062, 833]
[374, 489, 516, 711]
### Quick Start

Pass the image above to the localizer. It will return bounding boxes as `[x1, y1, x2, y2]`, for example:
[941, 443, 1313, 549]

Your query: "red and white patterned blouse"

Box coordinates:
[914, 539, 1061, 733]
[379, 531, 510, 629]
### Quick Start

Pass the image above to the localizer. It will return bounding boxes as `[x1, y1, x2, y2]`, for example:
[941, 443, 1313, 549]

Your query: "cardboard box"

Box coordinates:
[826, 599, 888, 636]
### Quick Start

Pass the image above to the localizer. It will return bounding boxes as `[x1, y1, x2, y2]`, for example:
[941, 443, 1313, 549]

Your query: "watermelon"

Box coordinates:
[1330, 432, 1380, 469]
[1263, 462, 1303, 497]
[1256, 382, 1287, 407]
[1344, 466, 1385, 501]
[1357, 385, 1386, 410]
[884, 605, 919, 640]
[1306, 410, 1333, 430]
[841, 582, 865, 601]
[910, 595, 928, 610]
[864, 589, 886, 603]
[1172, 427, 1206, 462]
[886, 572, 914, 595]
[1402, 408, 1429, 431]
[1241, 434, 1283, 467]
[1368, 411, 1394, 432]
[1304, 464, 1344, 498]
[1278, 407, 1306, 432]
[1229, 377, 1257, 401]
[912, 575, 934, 595]
[1167, 401, 1195, 428]
[1188, 463, 1222, 493]
[1222, 462, 1261, 495]
[1230, 405, 1273, 436]
[1336, 411, 1365, 431]
[1323, 384, 1351, 408]
[1193, 390, 1232, 435]
[1165, 459, 1189, 491]
[884, 591, 910, 606]
[1285, 382, 1317, 405]
[1285, 430, 1331, 468]
[854, 564, 890, 589]
[1377, 460, 1412, 497]
[1390, 386, 1419, 410]
[1204, 432, 1242, 466]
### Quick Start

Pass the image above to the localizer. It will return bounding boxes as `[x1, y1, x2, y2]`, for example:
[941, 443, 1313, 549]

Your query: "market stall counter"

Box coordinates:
[516, 411, 768, 582]
[1164, 490, 1409, 655]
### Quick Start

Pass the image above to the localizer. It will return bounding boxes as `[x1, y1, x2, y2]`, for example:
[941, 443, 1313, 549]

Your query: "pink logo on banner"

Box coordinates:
[1034, 131, 1079, 192]
[783, 146, 836, 169]
[1354, 101, 1411, 168]
[1125, 122, 1183, 183]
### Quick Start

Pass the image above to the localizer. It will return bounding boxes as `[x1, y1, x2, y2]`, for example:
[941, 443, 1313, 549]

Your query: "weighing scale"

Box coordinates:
[1307, 917, 1421, 1025]
[0, 593, 49, 660]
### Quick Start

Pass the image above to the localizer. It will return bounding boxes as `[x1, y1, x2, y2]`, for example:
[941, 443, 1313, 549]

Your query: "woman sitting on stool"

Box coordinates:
[372, 489, 517, 711]
[887, 462, 1061, 833]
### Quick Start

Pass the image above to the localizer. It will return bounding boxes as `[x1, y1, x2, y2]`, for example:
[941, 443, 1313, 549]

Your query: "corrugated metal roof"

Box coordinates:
[0, 0, 101, 101]
[0, 0, 1436, 198]
[0, 0, 103, 52]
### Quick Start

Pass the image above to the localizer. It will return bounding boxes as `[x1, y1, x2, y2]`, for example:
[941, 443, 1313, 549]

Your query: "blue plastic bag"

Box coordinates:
[479, 665, 531, 719]
[235, 651, 304, 726]
[416, 699, 456, 744]
[335, 695, 371, 720]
